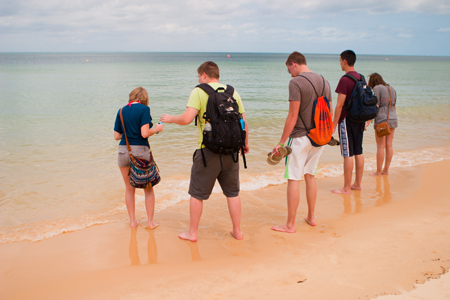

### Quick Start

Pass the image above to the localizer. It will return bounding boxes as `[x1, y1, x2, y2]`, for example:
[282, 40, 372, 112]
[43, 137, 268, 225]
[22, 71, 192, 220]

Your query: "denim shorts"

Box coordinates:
[118, 145, 150, 167]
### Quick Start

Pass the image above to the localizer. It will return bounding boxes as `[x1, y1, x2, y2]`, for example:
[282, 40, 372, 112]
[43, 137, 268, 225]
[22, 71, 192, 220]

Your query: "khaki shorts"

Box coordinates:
[118, 145, 150, 167]
[188, 148, 240, 200]
[284, 136, 324, 180]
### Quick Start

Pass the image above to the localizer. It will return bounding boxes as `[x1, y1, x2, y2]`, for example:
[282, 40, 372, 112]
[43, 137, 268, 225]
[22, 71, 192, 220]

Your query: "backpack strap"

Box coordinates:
[296, 74, 325, 133]
[241, 146, 247, 169]
[343, 73, 358, 83]
[224, 85, 235, 96]
[196, 83, 216, 95]
[344, 73, 365, 83]
[298, 75, 319, 98]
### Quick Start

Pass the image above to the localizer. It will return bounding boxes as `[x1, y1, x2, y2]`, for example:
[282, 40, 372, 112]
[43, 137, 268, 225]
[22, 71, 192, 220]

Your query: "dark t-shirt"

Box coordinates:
[335, 71, 362, 123]
[114, 103, 153, 146]
[288, 72, 332, 138]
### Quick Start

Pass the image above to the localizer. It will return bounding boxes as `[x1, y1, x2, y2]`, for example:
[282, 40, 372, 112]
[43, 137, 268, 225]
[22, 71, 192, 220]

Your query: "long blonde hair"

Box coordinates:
[129, 87, 149, 106]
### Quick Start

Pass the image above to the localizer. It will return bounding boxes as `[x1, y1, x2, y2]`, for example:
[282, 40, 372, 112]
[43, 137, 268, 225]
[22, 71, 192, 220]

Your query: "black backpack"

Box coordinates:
[196, 83, 247, 169]
[344, 73, 379, 123]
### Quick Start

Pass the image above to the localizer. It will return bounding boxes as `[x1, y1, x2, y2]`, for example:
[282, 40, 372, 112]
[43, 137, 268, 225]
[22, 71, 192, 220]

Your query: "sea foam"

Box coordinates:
[1, 147, 449, 244]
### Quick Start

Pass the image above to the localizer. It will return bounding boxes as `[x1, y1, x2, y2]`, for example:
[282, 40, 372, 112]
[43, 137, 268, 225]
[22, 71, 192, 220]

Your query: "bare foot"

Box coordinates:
[351, 184, 362, 191]
[145, 222, 160, 230]
[369, 172, 382, 177]
[271, 224, 296, 233]
[304, 218, 316, 226]
[331, 188, 351, 195]
[130, 220, 140, 228]
[381, 170, 389, 175]
[230, 230, 243, 240]
[178, 232, 197, 242]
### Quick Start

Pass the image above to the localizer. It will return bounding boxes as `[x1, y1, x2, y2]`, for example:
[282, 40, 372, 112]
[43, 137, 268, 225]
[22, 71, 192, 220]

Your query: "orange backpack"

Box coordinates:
[298, 75, 333, 147]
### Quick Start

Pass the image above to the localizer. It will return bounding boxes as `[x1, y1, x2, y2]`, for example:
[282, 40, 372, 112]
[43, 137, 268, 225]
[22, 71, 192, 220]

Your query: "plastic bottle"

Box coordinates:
[156, 121, 163, 134]
[204, 122, 212, 141]
[240, 118, 245, 131]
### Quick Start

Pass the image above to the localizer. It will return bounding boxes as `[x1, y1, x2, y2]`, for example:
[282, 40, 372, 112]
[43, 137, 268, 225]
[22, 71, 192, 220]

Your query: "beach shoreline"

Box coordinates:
[1, 159, 450, 299]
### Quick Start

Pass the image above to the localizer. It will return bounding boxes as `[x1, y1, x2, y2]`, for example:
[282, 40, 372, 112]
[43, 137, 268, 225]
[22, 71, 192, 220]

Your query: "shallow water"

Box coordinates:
[1, 52, 450, 243]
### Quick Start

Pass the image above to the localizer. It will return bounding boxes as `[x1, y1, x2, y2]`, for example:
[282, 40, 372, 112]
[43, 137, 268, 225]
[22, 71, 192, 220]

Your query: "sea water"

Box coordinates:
[1, 52, 450, 243]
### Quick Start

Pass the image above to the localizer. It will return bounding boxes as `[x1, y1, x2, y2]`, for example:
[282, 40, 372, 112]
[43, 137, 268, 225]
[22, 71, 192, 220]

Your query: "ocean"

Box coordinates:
[1, 52, 450, 243]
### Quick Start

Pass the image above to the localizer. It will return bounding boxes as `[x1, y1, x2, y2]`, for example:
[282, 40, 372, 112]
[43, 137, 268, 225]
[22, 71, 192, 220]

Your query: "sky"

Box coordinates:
[1, 0, 450, 56]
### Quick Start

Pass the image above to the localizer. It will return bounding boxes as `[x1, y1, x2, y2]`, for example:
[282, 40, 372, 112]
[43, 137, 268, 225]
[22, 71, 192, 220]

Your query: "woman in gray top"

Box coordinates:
[365, 73, 398, 176]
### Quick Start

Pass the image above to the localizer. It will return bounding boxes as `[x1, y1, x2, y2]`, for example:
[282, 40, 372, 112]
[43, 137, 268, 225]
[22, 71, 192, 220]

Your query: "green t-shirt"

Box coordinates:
[187, 82, 245, 149]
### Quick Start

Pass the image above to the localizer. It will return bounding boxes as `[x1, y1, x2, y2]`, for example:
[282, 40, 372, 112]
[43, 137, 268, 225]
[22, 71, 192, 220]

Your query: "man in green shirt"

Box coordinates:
[161, 61, 249, 242]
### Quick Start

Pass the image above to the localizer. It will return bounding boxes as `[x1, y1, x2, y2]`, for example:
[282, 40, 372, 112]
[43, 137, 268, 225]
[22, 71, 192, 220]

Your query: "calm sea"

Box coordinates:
[1, 52, 450, 243]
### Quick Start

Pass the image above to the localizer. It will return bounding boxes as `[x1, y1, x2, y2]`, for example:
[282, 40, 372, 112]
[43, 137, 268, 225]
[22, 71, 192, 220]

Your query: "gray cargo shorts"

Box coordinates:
[188, 148, 240, 200]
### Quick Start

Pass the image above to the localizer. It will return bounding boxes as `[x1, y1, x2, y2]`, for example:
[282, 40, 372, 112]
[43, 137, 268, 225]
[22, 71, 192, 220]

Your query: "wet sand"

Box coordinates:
[1, 160, 450, 300]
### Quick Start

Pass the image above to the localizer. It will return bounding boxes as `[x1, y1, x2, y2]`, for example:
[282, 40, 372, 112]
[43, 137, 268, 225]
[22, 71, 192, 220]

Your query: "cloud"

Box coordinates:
[1, 0, 450, 54]
[437, 28, 450, 32]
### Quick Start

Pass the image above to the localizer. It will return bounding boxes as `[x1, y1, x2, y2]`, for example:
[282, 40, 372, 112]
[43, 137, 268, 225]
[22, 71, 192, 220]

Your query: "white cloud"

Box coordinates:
[1, 0, 449, 54]
[437, 28, 450, 32]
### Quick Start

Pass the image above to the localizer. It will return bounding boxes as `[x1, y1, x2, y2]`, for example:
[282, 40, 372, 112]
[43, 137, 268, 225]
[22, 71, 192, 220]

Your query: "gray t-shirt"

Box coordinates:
[288, 72, 332, 138]
[373, 84, 398, 129]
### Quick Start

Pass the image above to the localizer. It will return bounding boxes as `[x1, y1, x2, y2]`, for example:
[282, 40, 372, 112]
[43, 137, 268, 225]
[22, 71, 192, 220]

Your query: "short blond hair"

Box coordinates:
[129, 87, 149, 106]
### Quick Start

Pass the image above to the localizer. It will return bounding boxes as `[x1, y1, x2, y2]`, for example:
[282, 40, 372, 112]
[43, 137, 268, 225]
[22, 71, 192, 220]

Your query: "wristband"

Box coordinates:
[278, 142, 284, 147]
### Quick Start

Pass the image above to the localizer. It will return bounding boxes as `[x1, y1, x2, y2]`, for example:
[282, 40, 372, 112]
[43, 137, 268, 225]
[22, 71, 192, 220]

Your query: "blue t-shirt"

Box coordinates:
[114, 103, 153, 146]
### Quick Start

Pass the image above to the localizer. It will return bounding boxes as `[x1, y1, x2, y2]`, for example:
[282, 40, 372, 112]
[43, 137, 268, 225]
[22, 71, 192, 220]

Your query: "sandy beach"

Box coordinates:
[1, 159, 450, 300]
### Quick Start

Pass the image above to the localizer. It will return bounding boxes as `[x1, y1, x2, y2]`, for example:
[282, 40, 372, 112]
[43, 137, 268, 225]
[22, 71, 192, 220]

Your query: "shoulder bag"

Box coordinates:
[120, 108, 161, 189]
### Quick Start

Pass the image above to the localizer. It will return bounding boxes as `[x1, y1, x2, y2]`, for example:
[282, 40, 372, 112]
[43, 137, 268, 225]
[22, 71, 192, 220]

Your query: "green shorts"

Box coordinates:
[188, 148, 240, 200]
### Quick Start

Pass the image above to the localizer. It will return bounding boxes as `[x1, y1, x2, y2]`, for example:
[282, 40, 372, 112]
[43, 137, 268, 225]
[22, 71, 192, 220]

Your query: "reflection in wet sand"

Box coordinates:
[147, 229, 158, 264]
[182, 240, 201, 261]
[375, 176, 392, 206]
[129, 227, 140, 265]
[128, 227, 159, 265]
[342, 193, 360, 214]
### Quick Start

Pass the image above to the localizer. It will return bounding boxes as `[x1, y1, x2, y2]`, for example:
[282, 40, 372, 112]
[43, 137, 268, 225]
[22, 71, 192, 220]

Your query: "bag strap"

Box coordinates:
[196, 83, 216, 95]
[296, 74, 325, 133]
[224, 85, 235, 96]
[343, 73, 365, 83]
[387, 86, 392, 121]
[119, 108, 133, 158]
[120, 107, 151, 158]
[299, 74, 326, 97]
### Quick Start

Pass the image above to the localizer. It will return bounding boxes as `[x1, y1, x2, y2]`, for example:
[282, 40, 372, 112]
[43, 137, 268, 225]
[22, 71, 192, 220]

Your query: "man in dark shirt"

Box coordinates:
[331, 50, 365, 195]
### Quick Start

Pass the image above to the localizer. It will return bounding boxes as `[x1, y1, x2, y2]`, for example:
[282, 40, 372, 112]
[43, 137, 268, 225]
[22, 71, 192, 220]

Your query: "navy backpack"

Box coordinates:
[344, 73, 378, 123]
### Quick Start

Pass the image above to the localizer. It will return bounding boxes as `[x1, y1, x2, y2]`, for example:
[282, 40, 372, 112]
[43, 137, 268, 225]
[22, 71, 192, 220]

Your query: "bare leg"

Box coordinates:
[178, 196, 203, 242]
[383, 128, 395, 175]
[271, 179, 299, 233]
[370, 133, 386, 176]
[351, 154, 364, 190]
[120, 167, 139, 228]
[144, 187, 159, 229]
[304, 174, 317, 226]
[226, 196, 243, 240]
[331, 157, 353, 194]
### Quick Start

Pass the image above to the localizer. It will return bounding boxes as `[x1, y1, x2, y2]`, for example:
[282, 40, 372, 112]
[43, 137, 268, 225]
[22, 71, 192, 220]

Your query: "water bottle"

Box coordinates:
[240, 118, 245, 131]
[156, 121, 163, 134]
[204, 122, 212, 142]
[239, 118, 246, 141]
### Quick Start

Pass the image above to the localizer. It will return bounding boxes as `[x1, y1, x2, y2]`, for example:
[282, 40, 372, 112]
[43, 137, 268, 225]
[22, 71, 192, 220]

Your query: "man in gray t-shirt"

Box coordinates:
[271, 51, 332, 233]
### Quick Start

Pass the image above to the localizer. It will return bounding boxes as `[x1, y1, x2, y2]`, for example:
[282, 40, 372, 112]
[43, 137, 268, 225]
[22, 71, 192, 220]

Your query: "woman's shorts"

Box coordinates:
[117, 145, 150, 167]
